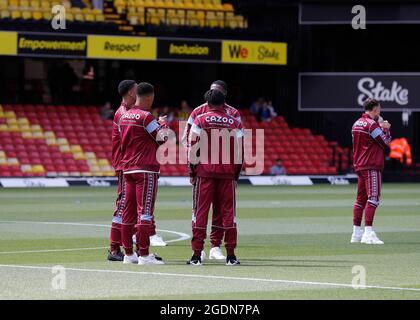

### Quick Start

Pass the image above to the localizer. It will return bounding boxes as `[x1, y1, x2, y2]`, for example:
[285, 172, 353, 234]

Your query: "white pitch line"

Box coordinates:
[0, 264, 420, 293]
[0, 247, 109, 255]
[158, 229, 190, 243]
[0, 221, 111, 228]
[0, 221, 190, 254]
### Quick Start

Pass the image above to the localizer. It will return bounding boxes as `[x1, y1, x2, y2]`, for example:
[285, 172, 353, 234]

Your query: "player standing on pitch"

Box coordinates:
[108, 80, 137, 261]
[182, 80, 242, 262]
[351, 98, 391, 244]
[118, 82, 168, 265]
[187, 89, 244, 266]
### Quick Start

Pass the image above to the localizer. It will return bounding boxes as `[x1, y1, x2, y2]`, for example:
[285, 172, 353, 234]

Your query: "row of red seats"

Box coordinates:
[2, 104, 100, 113]
[0, 105, 345, 177]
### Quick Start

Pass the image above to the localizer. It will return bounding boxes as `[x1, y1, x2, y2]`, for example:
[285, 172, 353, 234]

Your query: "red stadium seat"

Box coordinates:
[0, 105, 346, 177]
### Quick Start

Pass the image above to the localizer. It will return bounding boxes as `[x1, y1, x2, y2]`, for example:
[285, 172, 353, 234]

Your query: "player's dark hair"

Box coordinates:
[204, 89, 225, 106]
[210, 80, 227, 96]
[363, 98, 380, 111]
[118, 80, 136, 97]
[137, 82, 154, 96]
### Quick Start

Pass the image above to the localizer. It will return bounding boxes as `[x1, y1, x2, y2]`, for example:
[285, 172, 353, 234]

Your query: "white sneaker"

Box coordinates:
[209, 247, 226, 260]
[138, 253, 165, 265]
[350, 230, 364, 243]
[123, 252, 138, 264]
[361, 231, 384, 244]
[150, 234, 167, 247]
[200, 250, 206, 263]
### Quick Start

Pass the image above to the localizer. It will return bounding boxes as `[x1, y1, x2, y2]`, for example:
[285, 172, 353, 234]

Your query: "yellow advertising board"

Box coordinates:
[87, 35, 157, 60]
[2, 31, 288, 66]
[0, 31, 18, 56]
[222, 40, 287, 65]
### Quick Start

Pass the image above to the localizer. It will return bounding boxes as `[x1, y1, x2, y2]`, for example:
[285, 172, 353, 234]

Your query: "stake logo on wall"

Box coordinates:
[357, 77, 409, 106]
[299, 73, 420, 112]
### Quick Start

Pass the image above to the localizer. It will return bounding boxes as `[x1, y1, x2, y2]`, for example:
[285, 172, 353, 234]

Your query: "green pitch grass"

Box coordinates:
[1, 184, 420, 300]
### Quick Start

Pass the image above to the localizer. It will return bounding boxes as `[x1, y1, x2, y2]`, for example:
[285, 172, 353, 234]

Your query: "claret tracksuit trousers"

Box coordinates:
[191, 176, 238, 257]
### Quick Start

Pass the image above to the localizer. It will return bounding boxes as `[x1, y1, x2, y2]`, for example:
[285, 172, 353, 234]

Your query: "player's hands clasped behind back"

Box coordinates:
[380, 120, 391, 130]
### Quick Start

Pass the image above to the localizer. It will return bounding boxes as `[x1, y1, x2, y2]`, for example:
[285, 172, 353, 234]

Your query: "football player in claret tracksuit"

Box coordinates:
[182, 80, 242, 262]
[107, 80, 137, 261]
[107, 81, 166, 262]
[118, 82, 168, 265]
[187, 89, 244, 266]
[351, 98, 391, 244]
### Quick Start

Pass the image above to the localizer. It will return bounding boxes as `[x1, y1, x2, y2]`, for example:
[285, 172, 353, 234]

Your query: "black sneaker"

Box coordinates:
[226, 255, 240, 266]
[107, 249, 124, 262]
[187, 255, 202, 266]
[151, 253, 163, 261]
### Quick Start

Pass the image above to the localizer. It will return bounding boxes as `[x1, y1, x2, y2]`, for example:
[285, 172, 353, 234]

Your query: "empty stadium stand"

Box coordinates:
[0, 0, 105, 22]
[114, 0, 247, 29]
[0, 104, 348, 177]
[0, 0, 246, 34]
[0, 104, 113, 177]
[240, 110, 345, 175]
